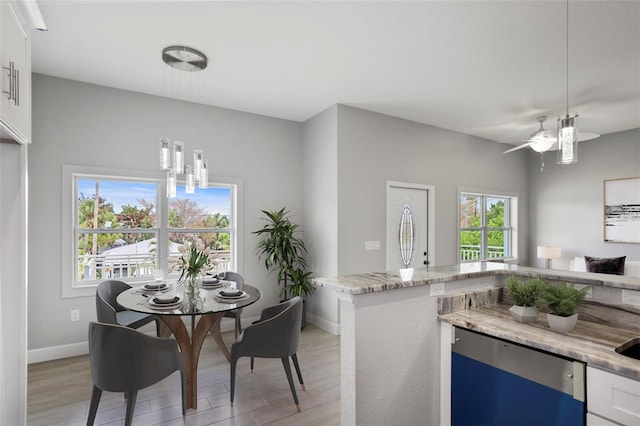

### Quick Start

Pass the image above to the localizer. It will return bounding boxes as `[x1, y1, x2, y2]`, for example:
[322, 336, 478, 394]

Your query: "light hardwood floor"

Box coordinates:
[27, 324, 340, 426]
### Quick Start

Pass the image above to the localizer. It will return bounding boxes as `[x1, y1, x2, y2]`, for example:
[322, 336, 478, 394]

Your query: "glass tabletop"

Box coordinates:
[116, 283, 261, 315]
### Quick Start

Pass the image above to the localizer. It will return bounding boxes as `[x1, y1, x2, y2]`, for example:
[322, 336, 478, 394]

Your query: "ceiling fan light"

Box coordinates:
[529, 129, 556, 152]
[557, 115, 578, 164]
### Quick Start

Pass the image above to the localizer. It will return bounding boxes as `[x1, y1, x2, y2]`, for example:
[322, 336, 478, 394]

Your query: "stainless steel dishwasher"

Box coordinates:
[451, 326, 586, 426]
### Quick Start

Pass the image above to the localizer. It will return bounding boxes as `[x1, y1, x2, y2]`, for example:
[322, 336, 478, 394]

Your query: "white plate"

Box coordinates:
[148, 295, 183, 308]
[142, 283, 169, 291]
[218, 289, 245, 298]
[202, 278, 220, 285]
[214, 293, 250, 303]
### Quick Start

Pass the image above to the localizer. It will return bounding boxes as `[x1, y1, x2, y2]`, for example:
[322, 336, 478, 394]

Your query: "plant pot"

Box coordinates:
[546, 313, 578, 334]
[509, 305, 538, 323]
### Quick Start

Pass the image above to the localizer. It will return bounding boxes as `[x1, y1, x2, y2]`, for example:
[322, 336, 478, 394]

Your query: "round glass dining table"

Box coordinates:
[117, 283, 261, 409]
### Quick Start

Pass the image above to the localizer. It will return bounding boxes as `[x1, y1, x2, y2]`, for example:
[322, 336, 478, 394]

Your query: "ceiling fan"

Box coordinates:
[503, 116, 557, 154]
[503, 115, 600, 154]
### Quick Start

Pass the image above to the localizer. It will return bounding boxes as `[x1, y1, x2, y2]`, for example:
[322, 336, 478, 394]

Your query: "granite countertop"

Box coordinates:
[312, 262, 640, 295]
[439, 302, 640, 381]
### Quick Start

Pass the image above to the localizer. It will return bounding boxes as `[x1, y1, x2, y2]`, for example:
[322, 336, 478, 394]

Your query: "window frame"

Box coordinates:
[457, 188, 518, 263]
[62, 164, 242, 298]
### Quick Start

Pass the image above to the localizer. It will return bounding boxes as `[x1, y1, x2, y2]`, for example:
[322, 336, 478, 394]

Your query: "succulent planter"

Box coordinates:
[509, 305, 539, 323]
[546, 313, 578, 334]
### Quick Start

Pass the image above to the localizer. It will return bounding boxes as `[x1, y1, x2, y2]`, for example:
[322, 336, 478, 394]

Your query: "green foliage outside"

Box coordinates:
[77, 192, 231, 256]
[460, 197, 507, 260]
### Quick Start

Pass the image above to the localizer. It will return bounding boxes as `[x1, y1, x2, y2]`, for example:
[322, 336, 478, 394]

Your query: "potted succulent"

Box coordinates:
[539, 282, 591, 333]
[253, 208, 315, 328]
[505, 276, 545, 323]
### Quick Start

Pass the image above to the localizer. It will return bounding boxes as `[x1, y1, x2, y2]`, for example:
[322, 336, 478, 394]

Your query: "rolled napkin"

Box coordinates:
[144, 283, 168, 290]
[220, 289, 243, 297]
[152, 296, 179, 304]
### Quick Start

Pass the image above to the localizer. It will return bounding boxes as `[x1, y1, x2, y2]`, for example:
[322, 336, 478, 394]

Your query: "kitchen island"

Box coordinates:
[313, 262, 640, 426]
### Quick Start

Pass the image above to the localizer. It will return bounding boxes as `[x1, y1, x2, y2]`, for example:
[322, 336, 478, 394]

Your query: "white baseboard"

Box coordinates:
[307, 312, 340, 335]
[27, 316, 259, 364]
[28, 341, 88, 364]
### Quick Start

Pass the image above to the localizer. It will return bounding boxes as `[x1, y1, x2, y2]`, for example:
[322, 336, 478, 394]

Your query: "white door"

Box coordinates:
[386, 183, 431, 271]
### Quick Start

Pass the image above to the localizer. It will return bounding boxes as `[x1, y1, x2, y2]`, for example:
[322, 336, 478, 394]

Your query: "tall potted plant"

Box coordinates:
[253, 208, 315, 326]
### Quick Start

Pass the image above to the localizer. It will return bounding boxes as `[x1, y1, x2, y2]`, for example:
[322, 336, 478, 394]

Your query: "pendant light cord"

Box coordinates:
[565, 0, 569, 117]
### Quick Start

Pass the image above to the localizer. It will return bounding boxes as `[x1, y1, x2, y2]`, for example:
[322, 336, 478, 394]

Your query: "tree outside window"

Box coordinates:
[460, 193, 512, 261]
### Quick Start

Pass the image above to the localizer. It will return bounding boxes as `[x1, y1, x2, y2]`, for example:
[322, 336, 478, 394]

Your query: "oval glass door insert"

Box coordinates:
[399, 204, 415, 268]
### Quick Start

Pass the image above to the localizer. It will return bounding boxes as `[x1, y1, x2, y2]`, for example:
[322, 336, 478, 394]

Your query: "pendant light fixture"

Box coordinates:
[158, 46, 209, 197]
[557, 0, 579, 165]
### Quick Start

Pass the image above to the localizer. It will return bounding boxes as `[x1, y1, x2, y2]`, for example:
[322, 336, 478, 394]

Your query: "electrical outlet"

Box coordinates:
[622, 290, 640, 307]
[430, 282, 444, 296]
[70, 309, 80, 322]
[574, 284, 592, 299]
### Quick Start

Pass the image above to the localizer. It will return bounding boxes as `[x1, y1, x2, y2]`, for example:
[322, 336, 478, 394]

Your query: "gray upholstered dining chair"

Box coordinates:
[96, 279, 160, 334]
[230, 296, 305, 412]
[86, 321, 186, 426]
[220, 271, 244, 338]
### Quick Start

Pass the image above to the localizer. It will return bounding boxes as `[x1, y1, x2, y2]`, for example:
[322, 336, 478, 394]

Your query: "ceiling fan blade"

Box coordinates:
[578, 132, 600, 142]
[503, 141, 534, 154]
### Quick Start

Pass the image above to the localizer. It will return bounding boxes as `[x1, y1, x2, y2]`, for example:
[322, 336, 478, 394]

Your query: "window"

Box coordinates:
[459, 191, 517, 262]
[63, 165, 241, 298]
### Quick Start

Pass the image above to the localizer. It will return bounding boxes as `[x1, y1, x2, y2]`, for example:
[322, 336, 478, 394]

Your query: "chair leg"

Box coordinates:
[250, 356, 254, 372]
[291, 353, 306, 390]
[234, 315, 241, 339]
[124, 391, 137, 426]
[281, 357, 301, 412]
[230, 357, 238, 406]
[86, 385, 102, 426]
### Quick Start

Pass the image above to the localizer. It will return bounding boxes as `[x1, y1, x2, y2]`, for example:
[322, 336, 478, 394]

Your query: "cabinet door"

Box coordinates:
[0, 2, 30, 144]
[587, 366, 640, 425]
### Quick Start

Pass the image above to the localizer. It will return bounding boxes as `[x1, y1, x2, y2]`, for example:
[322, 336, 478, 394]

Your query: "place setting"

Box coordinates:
[213, 287, 250, 303]
[146, 293, 184, 310]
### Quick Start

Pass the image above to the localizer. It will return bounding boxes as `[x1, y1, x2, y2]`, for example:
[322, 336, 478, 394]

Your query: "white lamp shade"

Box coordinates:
[537, 246, 561, 259]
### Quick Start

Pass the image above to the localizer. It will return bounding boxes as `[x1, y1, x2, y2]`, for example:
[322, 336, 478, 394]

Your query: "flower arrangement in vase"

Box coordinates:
[505, 276, 545, 323]
[167, 239, 215, 302]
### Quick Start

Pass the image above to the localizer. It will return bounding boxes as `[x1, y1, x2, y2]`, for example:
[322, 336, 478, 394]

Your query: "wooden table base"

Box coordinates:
[158, 313, 231, 409]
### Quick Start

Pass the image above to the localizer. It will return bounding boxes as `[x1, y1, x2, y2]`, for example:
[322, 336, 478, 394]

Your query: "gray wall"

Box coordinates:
[527, 129, 640, 269]
[336, 105, 530, 273]
[0, 141, 28, 425]
[302, 105, 340, 333]
[29, 74, 303, 351]
[30, 73, 636, 353]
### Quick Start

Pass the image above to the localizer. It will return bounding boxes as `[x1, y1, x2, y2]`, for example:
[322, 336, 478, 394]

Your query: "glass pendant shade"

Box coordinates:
[159, 138, 171, 169]
[173, 141, 184, 173]
[199, 159, 209, 188]
[557, 115, 578, 164]
[185, 165, 195, 194]
[167, 170, 177, 198]
[193, 149, 204, 182]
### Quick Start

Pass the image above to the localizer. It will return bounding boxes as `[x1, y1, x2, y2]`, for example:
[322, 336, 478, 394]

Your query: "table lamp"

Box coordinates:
[537, 246, 561, 269]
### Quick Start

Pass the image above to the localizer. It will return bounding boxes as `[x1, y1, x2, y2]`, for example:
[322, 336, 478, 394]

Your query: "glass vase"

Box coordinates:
[183, 274, 202, 311]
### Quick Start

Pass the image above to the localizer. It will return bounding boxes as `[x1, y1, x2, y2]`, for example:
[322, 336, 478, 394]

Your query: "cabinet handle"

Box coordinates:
[2, 62, 13, 101]
[1, 62, 19, 106]
[14, 68, 19, 106]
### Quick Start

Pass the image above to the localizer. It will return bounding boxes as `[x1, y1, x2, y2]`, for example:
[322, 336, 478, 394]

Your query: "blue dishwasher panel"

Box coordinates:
[452, 353, 584, 426]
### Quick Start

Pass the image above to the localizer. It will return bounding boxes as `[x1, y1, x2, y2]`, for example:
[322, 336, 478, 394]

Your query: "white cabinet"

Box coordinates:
[587, 366, 640, 426]
[0, 1, 30, 144]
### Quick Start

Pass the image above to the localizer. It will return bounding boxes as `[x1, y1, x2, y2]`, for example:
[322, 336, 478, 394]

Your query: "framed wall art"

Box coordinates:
[604, 177, 640, 243]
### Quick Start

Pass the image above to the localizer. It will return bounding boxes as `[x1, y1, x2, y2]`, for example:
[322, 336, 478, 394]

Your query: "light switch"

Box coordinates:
[365, 240, 381, 251]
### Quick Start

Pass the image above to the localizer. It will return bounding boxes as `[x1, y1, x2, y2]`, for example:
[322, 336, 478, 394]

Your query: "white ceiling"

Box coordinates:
[31, 0, 640, 145]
